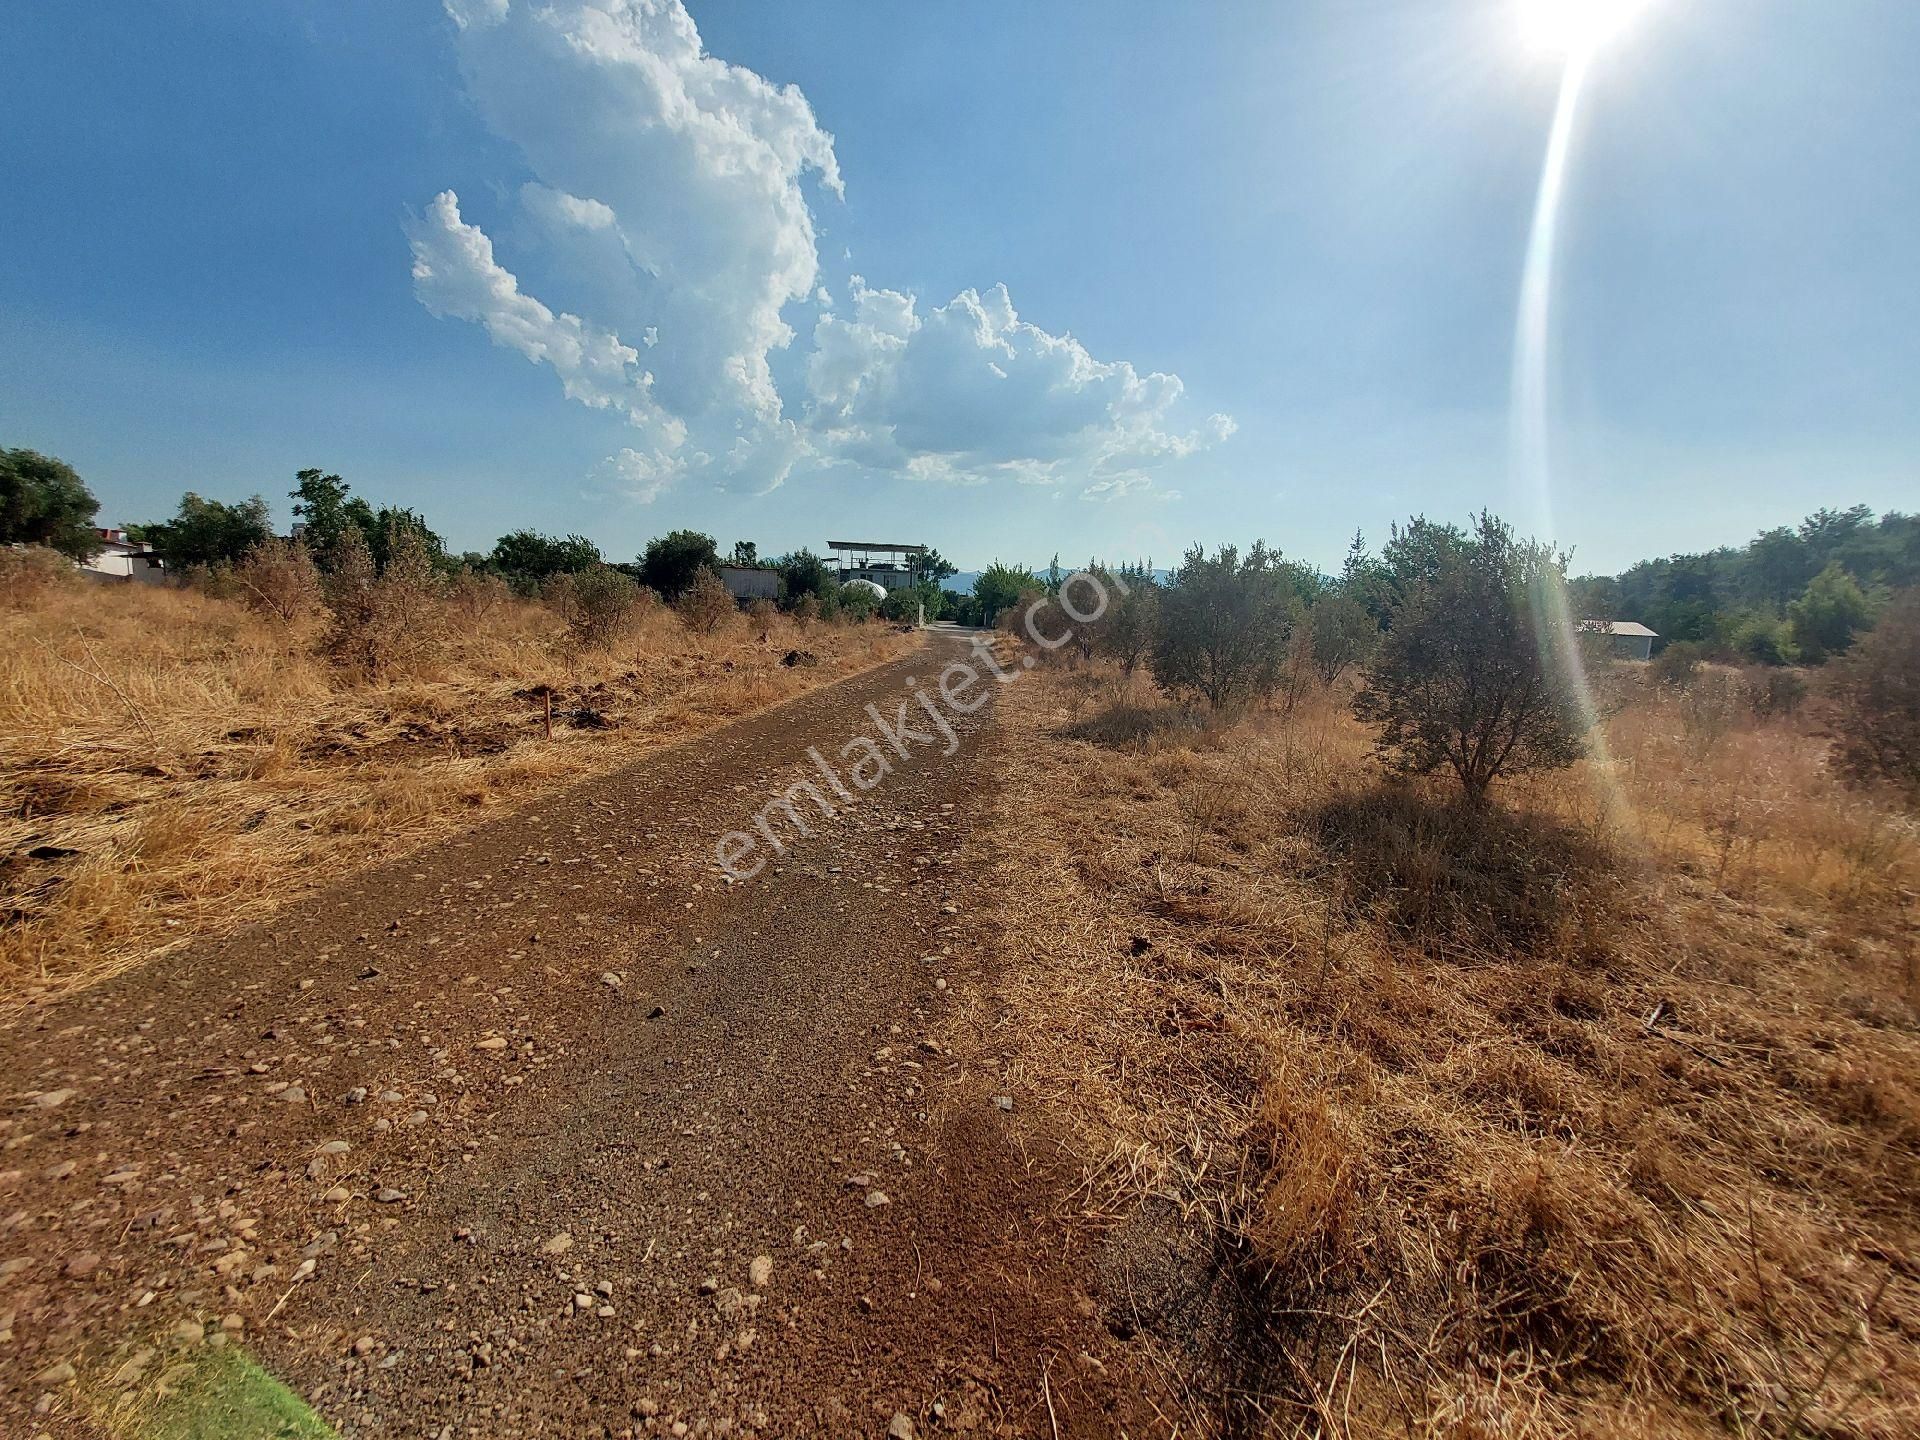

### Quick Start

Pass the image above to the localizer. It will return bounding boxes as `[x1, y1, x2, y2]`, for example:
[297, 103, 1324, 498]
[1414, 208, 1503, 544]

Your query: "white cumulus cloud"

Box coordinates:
[414, 0, 1227, 499]
[595, 446, 681, 504]
[441, 0, 838, 426]
[806, 281, 1234, 488]
[405, 189, 687, 456]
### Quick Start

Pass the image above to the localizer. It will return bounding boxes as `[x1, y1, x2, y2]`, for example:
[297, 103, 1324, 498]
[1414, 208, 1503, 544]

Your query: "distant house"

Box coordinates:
[1580, 619, 1658, 662]
[717, 564, 779, 604]
[80, 528, 166, 586]
[829, 540, 925, 593]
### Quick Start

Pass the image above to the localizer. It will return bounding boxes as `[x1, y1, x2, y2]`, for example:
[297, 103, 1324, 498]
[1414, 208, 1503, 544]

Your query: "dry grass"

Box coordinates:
[986, 659, 1920, 1437]
[0, 574, 913, 1004]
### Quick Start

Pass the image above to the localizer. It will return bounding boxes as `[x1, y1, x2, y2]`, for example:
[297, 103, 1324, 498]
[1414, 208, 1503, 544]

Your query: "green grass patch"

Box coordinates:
[89, 1346, 335, 1440]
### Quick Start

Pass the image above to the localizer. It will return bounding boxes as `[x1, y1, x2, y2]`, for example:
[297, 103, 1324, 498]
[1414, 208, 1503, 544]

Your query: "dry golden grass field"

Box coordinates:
[0, 569, 913, 1007]
[984, 655, 1919, 1438]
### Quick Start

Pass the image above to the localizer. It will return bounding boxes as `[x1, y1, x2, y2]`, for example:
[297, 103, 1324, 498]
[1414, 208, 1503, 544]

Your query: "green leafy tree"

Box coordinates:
[368, 506, 447, 573]
[917, 547, 960, 584]
[1353, 513, 1589, 801]
[0, 448, 100, 560]
[1152, 542, 1299, 710]
[288, 470, 445, 575]
[1787, 563, 1874, 664]
[638, 529, 720, 600]
[775, 548, 836, 607]
[729, 540, 759, 567]
[490, 530, 602, 590]
[1744, 527, 1814, 607]
[1728, 610, 1795, 667]
[972, 562, 1040, 627]
[138, 492, 274, 570]
[1376, 518, 1468, 616]
[880, 579, 945, 623]
[290, 469, 374, 560]
[1309, 593, 1377, 685]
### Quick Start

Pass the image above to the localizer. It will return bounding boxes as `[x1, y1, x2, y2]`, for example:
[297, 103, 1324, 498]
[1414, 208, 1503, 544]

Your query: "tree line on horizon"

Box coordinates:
[1570, 505, 1918, 666]
[4, 444, 1916, 800]
[0, 450, 965, 625]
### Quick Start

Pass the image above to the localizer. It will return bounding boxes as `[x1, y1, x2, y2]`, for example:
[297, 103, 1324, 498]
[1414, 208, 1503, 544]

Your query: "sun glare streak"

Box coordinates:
[1510, 57, 1637, 834]
[1519, 0, 1653, 62]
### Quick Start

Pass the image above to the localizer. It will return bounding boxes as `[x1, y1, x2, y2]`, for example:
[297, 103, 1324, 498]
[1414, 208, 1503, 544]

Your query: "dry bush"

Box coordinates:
[0, 576, 917, 1001]
[1827, 588, 1920, 802]
[563, 563, 647, 650]
[984, 658, 1920, 1438]
[1742, 664, 1809, 722]
[322, 522, 445, 677]
[450, 567, 512, 625]
[232, 534, 322, 624]
[0, 543, 80, 605]
[676, 565, 736, 635]
[1651, 640, 1705, 688]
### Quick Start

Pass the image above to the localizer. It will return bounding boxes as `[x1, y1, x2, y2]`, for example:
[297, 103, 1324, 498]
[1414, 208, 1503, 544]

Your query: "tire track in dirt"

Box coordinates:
[0, 633, 1164, 1438]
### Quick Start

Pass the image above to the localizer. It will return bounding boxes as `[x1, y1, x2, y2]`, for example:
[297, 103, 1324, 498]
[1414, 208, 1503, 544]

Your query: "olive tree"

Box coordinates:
[1098, 564, 1160, 676]
[1353, 514, 1589, 801]
[1152, 542, 1298, 710]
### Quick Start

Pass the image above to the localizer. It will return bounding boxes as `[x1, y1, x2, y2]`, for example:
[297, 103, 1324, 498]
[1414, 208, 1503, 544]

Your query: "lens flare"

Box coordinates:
[1519, 0, 1653, 61]
[1510, 55, 1634, 832]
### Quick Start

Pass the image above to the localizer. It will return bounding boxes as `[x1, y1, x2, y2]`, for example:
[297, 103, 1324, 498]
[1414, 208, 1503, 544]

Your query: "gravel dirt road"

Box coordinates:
[1, 633, 1165, 1438]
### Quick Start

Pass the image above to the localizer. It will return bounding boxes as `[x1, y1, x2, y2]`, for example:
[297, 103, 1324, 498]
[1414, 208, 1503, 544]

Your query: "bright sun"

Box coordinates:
[1518, 0, 1654, 60]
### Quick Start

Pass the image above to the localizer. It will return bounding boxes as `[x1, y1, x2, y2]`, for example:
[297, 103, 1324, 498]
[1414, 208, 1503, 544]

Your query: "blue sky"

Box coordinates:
[1, 0, 1914, 574]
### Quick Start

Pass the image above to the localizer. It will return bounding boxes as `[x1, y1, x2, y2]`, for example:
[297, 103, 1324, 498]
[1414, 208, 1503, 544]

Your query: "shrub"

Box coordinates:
[323, 520, 444, 677]
[995, 585, 1046, 638]
[233, 535, 323, 624]
[0, 543, 80, 604]
[1353, 513, 1589, 800]
[1741, 665, 1808, 722]
[1827, 588, 1920, 800]
[1278, 621, 1317, 714]
[1152, 542, 1298, 710]
[1677, 669, 1744, 757]
[1650, 640, 1705, 688]
[1789, 563, 1874, 664]
[836, 581, 883, 624]
[450, 567, 512, 624]
[774, 548, 836, 609]
[184, 561, 243, 601]
[567, 564, 645, 649]
[1729, 610, 1795, 666]
[791, 592, 821, 626]
[1099, 569, 1160, 676]
[676, 566, 735, 634]
[746, 597, 778, 632]
[1308, 594, 1376, 685]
